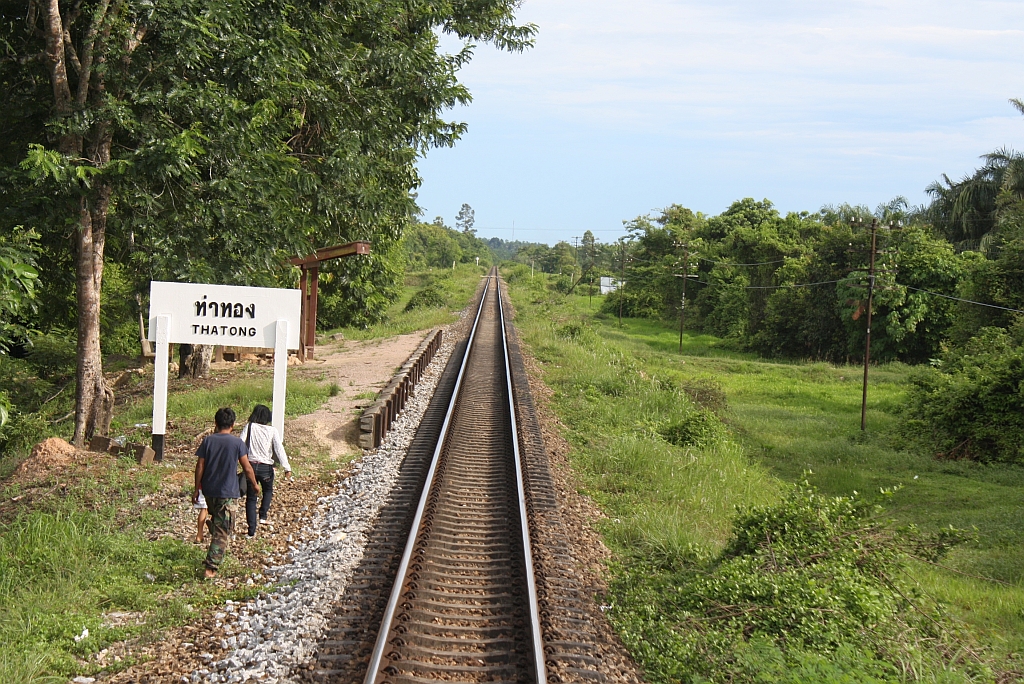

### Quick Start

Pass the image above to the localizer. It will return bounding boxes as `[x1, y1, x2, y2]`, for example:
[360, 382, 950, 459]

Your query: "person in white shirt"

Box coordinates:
[240, 404, 293, 537]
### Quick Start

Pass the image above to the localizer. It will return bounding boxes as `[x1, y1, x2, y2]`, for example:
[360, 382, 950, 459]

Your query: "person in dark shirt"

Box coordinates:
[193, 407, 257, 578]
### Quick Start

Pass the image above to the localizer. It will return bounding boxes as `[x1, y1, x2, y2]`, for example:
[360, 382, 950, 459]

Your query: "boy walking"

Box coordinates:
[193, 407, 258, 579]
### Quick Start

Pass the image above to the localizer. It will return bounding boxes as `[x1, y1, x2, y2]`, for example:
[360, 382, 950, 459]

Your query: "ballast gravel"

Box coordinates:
[191, 332, 457, 684]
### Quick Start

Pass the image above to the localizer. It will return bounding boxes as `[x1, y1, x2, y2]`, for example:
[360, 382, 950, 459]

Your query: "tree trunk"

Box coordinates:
[71, 123, 114, 445]
[71, 186, 114, 444]
[179, 344, 213, 378]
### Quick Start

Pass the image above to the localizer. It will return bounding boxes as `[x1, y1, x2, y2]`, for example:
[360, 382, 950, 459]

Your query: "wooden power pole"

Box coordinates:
[860, 219, 878, 431]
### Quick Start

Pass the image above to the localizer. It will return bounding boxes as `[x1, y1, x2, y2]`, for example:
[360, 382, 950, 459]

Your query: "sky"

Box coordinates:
[413, 0, 1024, 246]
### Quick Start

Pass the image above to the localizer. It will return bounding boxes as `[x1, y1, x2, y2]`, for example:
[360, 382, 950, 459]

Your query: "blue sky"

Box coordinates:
[414, 0, 1024, 246]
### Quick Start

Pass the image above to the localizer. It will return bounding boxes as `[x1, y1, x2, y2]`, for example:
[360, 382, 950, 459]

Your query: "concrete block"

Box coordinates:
[133, 444, 156, 465]
[89, 435, 113, 453]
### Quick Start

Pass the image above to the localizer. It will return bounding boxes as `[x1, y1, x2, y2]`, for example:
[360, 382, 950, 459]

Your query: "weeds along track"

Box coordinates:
[310, 270, 611, 684]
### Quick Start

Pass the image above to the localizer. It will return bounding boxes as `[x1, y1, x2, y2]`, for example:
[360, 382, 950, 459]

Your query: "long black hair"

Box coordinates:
[248, 404, 272, 426]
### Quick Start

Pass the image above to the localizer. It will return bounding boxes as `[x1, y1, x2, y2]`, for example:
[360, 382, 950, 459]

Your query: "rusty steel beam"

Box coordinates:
[289, 240, 371, 267]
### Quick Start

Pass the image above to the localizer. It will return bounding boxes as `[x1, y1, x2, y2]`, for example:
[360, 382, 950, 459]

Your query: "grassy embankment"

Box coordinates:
[506, 270, 1024, 682]
[0, 265, 487, 683]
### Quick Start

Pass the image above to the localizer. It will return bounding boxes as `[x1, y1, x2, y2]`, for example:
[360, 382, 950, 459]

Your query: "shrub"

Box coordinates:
[503, 263, 531, 283]
[600, 287, 666, 319]
[404, 284, 450, 311]
[555, 321, 595, 345]
[900, 324, 1024, 462]
[26, 332, 76, 380]
[659, 407, 725, 449]
[607, 484, 976, 683]
[681, 377, 728, 413]
[550, 274, 572, 294]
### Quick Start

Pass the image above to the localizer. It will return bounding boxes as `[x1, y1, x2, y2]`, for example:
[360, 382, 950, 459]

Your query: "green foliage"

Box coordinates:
[594, 198, 976, 365]
[554, 321, 595, 344]
[608, 485, 978, 684]
[327, 265, 483, 341]
[551, 274, 573, 294]
[112, 376, 333, 434]
[502, 263, 532, 283]
[25, 333, 77, 381]
[1, 0, 534, 351]
[0, 228, 40, 351]
[317, 245, 404, 330]
[0, 333, 78, 455]
[404, 220, 493, 270]
[901, 324, 1024, 462]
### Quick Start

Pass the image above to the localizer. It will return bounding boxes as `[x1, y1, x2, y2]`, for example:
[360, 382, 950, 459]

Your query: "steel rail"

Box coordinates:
[362, 273, 498, 683]
[497, 277, 548, 683]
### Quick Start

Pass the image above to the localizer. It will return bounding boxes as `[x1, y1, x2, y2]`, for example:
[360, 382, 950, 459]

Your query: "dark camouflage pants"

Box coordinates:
[204, 497, 236, 571]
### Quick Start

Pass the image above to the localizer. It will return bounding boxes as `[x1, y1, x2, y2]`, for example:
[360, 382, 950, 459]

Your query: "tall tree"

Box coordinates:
[456, 203, 476, 235]
[580, 230, 597, 272]
[1, 0, 535, 444]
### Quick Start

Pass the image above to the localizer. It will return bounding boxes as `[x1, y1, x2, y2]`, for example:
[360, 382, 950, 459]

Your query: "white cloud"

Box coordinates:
[419, 0, 1024, 240]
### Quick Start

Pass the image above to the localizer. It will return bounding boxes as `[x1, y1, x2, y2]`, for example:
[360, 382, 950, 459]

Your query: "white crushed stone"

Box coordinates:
[192, 331, 457, 684]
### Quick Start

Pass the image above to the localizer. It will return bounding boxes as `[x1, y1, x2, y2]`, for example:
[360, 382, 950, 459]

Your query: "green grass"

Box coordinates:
[1, 369, 334, 681]
[113, 376, 332, 431]
[0, 462, 258, 683]
[325, 265, 487, 341]
[510, 281, 780, 560]
[507, 273, 1024, 679]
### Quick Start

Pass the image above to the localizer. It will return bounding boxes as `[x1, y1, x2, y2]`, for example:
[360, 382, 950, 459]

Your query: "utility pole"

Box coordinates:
[618, 240, 627, 327]
[861, 219, 878, 432]
[589, 274, 593, 308]
[572, 236, 581, 287]
[678, 244, 690, 353]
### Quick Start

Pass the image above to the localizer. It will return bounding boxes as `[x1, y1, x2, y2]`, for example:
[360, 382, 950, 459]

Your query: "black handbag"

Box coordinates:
[237, 424, 252, 496]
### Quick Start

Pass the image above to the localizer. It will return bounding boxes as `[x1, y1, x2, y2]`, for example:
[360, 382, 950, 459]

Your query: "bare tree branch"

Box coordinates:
[75, 0, 111, 106]
[63, 27, 81, 75]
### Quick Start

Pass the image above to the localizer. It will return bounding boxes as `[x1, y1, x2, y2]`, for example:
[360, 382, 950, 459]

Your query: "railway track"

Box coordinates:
[360, 270, 543, 683]
[311, 271, 616, 684]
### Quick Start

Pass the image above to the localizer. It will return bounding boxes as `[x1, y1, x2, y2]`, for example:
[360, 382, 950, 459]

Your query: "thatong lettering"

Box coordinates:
[192, 325, 258, 337]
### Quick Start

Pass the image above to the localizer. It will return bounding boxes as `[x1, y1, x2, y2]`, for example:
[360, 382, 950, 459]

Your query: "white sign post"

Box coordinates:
[148, 281, 302, 461]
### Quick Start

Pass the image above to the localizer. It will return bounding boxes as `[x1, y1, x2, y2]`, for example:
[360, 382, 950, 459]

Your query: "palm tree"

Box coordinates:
[926, 100, 1024, 251]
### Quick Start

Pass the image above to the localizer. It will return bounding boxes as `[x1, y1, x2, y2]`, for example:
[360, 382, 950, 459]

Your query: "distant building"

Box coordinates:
[600, 277, 621, 295]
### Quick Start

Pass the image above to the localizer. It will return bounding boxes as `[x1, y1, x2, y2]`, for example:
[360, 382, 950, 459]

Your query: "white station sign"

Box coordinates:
[148, 281, 301, 349]
[146, 281, 303, 459]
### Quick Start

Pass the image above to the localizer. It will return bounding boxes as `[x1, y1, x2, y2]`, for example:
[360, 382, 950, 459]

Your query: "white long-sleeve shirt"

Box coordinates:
[239, 422, 292, 472]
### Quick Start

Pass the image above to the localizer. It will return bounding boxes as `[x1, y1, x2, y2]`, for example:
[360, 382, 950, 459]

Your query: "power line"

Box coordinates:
[699, 256, 790, 267]
[742, 277, 855, 290]
[903, 286, 1024, 314]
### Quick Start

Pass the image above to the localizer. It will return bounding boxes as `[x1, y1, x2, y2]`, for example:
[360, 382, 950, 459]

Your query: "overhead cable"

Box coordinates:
[743, 277, 856, 290]
[699, 256, 790, 267]
[903, 286, 1024, 314]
